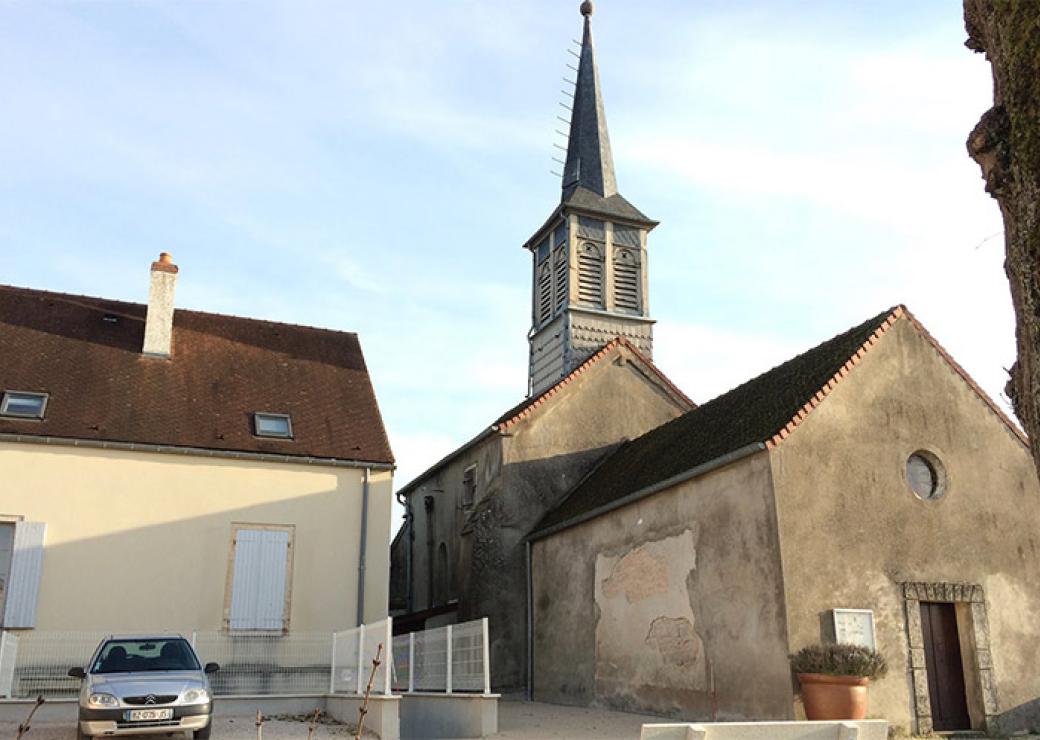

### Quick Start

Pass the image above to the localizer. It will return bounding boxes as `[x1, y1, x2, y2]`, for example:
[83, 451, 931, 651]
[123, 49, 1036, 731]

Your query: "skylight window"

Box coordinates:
[1, 391, 48, 419]
[254, 412, 293, 439]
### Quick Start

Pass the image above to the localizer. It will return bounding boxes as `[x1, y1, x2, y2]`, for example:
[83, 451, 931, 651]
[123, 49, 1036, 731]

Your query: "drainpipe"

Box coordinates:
[526, 540, 533, 701]
[396, 489, 414, 614]
[356, 467, 371, 627]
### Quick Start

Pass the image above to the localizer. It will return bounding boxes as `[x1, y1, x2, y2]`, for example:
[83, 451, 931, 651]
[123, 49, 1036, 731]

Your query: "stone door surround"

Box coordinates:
[902, 581, 996, 734]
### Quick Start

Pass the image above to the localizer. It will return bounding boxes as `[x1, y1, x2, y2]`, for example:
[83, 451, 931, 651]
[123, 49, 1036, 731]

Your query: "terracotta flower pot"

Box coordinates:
[798, 673, 870, 720]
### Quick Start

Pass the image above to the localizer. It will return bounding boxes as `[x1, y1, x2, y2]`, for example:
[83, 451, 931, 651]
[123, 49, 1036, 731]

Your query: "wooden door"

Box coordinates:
[921, 601, 971, 731]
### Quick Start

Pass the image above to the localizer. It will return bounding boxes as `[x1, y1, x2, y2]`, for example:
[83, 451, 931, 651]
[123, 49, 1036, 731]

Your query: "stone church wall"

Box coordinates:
[770, 316, 1040, 735]
[531, 451, 793, 721]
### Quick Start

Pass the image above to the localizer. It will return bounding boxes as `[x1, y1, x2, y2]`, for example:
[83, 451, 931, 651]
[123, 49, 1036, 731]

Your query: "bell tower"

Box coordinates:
[525, 1, 658, 396]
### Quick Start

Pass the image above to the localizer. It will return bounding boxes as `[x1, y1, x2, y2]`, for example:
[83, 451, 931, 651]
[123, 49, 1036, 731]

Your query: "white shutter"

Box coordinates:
[229, 528, 290, 630]
[3, 522, 46, 628]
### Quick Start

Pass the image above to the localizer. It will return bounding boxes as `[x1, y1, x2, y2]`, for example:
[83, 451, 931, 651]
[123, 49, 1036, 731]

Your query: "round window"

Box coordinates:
[906, 451, 945, 500]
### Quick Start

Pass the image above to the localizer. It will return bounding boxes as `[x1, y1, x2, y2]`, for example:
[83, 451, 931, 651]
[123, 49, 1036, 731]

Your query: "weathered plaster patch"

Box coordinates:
[603, 546, 669, 603]
[594, 529, 706, 709]
[646, 616, 701, 668]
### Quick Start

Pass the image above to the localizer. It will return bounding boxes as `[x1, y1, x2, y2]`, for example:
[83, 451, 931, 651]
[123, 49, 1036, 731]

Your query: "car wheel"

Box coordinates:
[193, 722, 212, 740]
[75, 723, 88, 740]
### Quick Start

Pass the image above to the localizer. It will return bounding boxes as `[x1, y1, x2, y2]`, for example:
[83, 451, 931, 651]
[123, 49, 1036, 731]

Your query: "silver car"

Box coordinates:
[68, 635, 219, 740]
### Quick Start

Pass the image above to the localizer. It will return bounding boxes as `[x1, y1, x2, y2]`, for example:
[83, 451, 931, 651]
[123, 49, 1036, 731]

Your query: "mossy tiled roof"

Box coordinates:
[531, 308, 897, 536]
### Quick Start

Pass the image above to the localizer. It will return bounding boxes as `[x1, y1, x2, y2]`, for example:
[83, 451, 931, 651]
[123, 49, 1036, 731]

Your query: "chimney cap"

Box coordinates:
[151, 252, 179, 274]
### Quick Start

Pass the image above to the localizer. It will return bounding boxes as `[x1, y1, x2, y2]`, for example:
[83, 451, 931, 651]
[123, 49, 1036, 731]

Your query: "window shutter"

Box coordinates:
[3, 522, 46, 629]
[613, 248, 640, 312]
[577, 242, 604, 306]
[553, 247, 568, 312]
[229, 528, 290, 630]
[537, 263, 552, 324]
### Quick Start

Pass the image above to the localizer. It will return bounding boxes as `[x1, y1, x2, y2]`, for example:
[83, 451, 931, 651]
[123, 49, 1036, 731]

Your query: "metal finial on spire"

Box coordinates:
[580, 1, 594, 17]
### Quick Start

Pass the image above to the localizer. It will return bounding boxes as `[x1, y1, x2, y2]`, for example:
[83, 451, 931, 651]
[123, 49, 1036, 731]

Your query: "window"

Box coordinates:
[224, 524, 294, 632]
[906, 451, 946, 500]
[462, 465, 476, 509]
[91, 637, 199, 674]
[254, 412, 292, 439]
[1, 392, 47, 419]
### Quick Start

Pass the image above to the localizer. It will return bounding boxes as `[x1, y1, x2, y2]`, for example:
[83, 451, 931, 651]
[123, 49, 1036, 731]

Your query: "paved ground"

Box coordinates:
[0, 700, 666, 740]
[487, 699, 665, 739]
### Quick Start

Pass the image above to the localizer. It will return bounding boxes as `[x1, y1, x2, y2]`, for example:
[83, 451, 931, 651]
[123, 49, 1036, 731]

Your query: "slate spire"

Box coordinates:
[562, 1, 618, 199]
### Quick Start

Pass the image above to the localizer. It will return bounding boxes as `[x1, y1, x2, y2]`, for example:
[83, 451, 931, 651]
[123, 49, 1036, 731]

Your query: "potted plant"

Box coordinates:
[790, 643, 887, 720]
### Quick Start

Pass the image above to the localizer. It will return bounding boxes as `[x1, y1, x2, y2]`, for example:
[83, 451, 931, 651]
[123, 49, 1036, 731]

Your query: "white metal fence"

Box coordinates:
[0, 618, 490, 699]
[193, 631, 333, 696]
[0, 621, 395, 699]
[391, 618, 490, 694]
[331, 618, 392, 695]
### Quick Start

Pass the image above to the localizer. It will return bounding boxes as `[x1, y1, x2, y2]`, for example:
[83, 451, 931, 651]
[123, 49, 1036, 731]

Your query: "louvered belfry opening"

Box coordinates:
[577, 217, 606, 307]
[612, 223, 641, 313]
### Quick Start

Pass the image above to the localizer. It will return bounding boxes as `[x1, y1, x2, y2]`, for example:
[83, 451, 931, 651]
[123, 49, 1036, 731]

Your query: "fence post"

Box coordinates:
[482, 617, 491, 695]
[446, 624, 453, 695]
[190, 631, 197, 648]
[356, 624, 365, 695]
[329, 632, 338, 694]
[383, 619, 392, 695]
[408, 632, 415, 693]
[0, 631, 18, 698]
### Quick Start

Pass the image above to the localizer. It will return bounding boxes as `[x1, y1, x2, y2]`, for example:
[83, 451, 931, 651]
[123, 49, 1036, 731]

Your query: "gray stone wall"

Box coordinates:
[531, 451, 793, 720]
[395, 343, 690, 690]
[770, 316, 1040, 735]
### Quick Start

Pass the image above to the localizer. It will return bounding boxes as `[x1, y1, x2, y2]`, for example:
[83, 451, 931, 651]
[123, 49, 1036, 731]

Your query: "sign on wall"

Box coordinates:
[831, 608, 876, 650]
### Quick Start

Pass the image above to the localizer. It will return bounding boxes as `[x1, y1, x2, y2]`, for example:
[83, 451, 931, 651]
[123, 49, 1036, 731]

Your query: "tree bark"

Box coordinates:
[964, 1, 1040, 475]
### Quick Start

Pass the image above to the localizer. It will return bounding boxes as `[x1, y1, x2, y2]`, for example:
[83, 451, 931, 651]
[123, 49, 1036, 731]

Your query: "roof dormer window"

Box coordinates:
[254, 412, 293, 439]
[1, 391, 48, 419]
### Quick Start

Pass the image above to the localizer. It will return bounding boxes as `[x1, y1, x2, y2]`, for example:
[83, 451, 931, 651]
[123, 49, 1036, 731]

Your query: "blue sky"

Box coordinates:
[0, 1, 1009, 527]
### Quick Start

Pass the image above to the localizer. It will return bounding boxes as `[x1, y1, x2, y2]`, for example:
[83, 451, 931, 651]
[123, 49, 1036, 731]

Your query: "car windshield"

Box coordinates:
[91, 638, 200, 674]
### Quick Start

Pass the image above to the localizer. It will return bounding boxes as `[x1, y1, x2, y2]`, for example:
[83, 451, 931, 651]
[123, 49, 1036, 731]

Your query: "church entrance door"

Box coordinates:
[921, 601, 971, 731]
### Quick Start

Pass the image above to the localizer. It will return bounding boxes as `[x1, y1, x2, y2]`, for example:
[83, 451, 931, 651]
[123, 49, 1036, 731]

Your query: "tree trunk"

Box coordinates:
[964, 1, 1040, 476]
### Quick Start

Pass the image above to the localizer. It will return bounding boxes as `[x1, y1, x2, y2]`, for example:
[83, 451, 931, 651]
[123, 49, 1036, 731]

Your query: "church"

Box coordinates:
[390, 3, 1040, 736]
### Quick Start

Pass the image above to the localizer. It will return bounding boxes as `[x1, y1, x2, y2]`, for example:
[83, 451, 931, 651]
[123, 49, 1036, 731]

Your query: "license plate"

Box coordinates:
[126, 708, 173, 722]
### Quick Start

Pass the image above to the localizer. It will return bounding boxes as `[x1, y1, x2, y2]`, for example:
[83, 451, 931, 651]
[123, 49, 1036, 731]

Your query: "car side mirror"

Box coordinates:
[68, 667, 86, 679]
[204, 662, 220, 674]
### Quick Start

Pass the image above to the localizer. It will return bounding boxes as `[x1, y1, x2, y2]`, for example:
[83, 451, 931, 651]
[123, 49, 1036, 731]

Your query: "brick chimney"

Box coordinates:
[143, 252, 178, 358]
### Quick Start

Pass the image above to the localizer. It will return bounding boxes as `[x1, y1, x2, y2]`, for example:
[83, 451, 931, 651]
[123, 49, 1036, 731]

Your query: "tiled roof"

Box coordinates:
[0, 285, 394, 465]
[531, 307, 913, 535]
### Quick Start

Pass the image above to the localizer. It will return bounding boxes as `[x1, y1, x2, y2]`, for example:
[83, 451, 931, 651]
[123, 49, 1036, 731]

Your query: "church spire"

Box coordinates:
[562, 1, 617, 199]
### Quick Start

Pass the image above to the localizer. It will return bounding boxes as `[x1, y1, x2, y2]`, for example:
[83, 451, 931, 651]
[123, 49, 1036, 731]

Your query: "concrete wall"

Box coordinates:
[397, 344, 689, 690]
[532, 452, 793, 721]
[0, 441, 392, 632]
[640, 720, 888, 740]
[770, 315, 1040, 734]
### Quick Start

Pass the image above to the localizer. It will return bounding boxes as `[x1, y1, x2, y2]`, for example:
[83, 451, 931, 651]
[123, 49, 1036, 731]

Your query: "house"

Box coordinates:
[391, 3, 1040, 736]
[529, 305, 1040, 735]
[0, 253, 394, 635]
